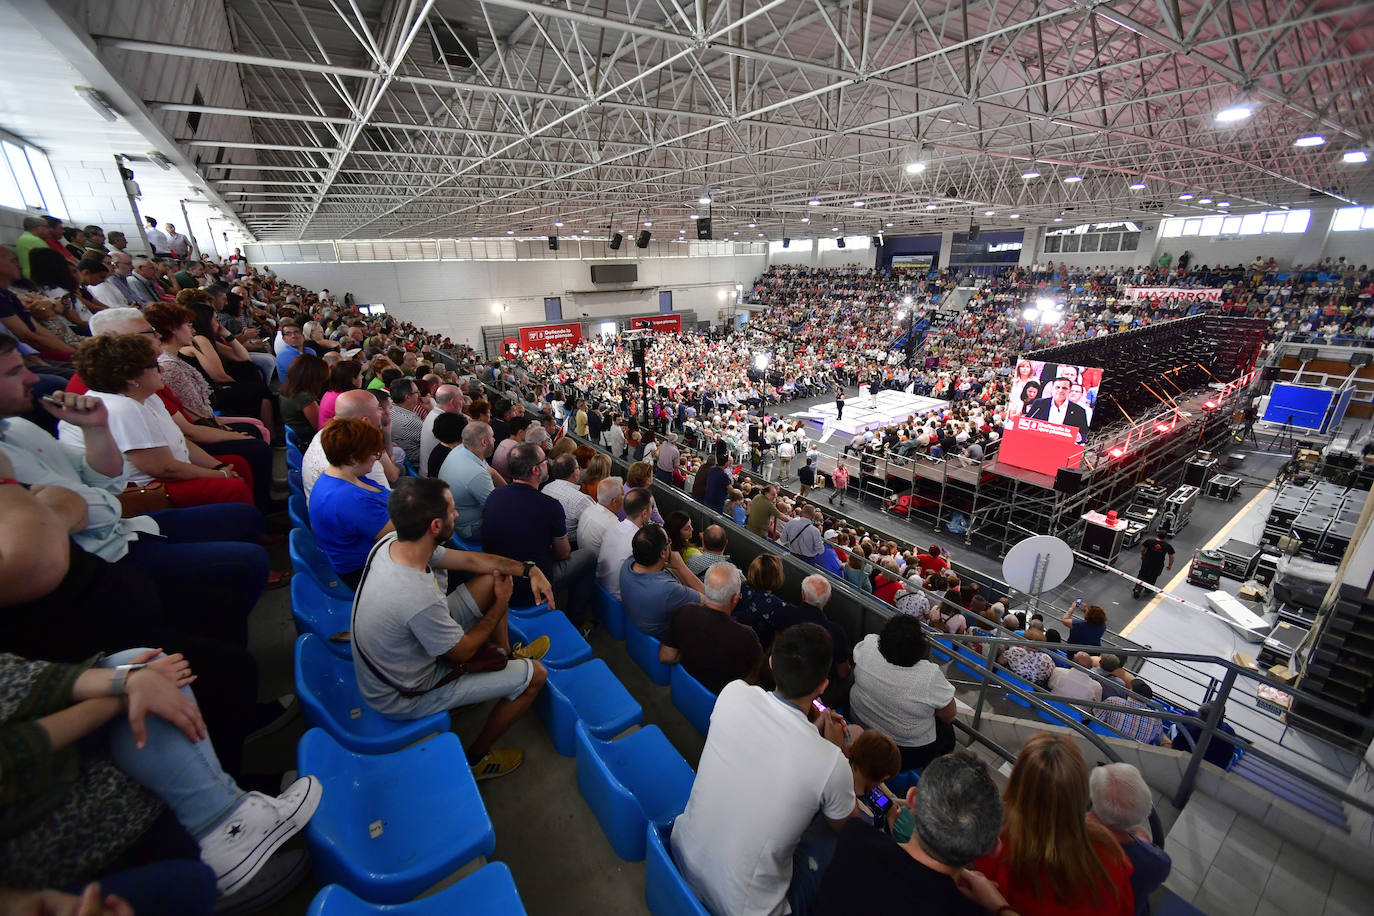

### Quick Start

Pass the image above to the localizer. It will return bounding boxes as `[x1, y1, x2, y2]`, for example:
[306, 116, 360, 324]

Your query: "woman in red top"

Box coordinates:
[973, 733, 1134, 916]
[917, 544, 949, 577]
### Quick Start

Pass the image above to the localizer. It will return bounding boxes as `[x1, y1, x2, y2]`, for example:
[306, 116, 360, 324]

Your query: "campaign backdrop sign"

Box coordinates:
[631, 314, 683, 334]
[518, 322, 582, 350]
[999, 415, 1084, 476]
[1121, 286, 1222, 302]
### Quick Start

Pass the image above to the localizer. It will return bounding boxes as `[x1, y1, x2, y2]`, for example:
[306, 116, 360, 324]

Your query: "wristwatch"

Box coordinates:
[109, 662, 148, 696]
[521, 560, 537, 578]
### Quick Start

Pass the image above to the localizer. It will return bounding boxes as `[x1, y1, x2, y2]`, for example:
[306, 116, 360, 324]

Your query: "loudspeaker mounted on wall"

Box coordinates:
[782, 237, 790, 248]
[1053, 467, 1086, 494]
[968, 224, 980, 241]
[696, 217, 712, 240]
[636, 230, 651, 248]
[836, 236, 846, 248]
[609, 232, 623, 250]
[548, 235, 558, 250]
[871, 236, 882, 247]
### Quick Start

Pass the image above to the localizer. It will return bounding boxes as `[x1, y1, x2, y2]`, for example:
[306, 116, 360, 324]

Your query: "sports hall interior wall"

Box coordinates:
[266, 250, 768, 347]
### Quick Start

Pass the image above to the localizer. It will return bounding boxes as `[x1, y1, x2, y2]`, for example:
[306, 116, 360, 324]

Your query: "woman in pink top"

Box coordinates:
[317, 360, 361, 428]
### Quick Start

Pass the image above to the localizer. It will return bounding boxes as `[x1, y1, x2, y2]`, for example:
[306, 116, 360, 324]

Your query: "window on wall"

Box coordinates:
[1159, 208, 1308, 238]
[0, 132, 67, 220]
[1332, 207, 1374, 231]
[1043, 220, 1140, 254]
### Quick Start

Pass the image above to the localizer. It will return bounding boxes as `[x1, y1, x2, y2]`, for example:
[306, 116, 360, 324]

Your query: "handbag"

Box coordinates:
[350, 536, 508, 698]
[116, 482, 174, 517]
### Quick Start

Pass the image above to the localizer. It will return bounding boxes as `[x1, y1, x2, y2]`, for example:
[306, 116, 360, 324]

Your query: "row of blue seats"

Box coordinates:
[286, 470, 716, 912]
[283, 459, 525, 913]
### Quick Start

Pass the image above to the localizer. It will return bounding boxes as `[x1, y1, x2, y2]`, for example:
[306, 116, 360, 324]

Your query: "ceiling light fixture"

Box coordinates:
[1179, 193, 1194, 200]
[1294, 135, 1325, 147]
[75, 86, 118, 122]
[808, 198, 821, 206]
[699, 192, 712, 204]
[984, 209, 995, 216]
[885, 221, 894, 227]
[853, 199, 865, 207]
[1021, 170, 1041, 179]
[904, 162, 927, 174]
[1217, 201, 1231, 207]
[1343, 150, 1369, 164]
[1063, 175, 1082, 183]
[1215, 104, 1253, 122]
[1054, 216, 1063, 221]
[1009, 213, 1020, 219]
[1129, 181, 1147, 190]
[800, 216, 809, 222]
[554, 221, 563, 227]
[644, 221, 652, 226]
[689, 213, 699, 219]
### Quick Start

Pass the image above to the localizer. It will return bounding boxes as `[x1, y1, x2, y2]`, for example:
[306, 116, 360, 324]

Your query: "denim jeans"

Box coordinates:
[122, 504, 268, 646]
[787, 813, 838, 916]
[247, 350, 276, 385]
[99, 650, 245, 839]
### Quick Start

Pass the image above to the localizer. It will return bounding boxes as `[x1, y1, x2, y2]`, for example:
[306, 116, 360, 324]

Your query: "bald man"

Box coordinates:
[420, 383, 464, 474]
[302, 389, 401, 501]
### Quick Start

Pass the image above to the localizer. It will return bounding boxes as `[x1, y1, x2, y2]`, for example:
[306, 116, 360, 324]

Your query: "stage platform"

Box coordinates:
[789, 387, 948, 440]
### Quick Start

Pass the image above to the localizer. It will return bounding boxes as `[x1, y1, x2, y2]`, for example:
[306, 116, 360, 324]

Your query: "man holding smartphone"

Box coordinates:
[672, 623, 857, 916]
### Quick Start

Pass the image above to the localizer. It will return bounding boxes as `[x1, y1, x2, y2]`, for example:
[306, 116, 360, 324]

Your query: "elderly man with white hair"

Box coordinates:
[759, 573, 852, 682]
[420, 383, 464, 473]
[1088, 763, 1171, 915]
[659, 561, 762, 693]
[577, 476, 623, 556]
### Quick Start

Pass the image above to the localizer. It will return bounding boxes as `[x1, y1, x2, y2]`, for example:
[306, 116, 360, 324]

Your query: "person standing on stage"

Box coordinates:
[869, 371, 882, 409]
[1132, 532, 1175, 599]
[835, 389, 845, 421]
[829, 462, 850, 507]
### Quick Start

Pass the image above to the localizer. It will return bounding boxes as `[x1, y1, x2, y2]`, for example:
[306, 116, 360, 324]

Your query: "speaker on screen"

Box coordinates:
[636, 230, 651, 248]
[696, 218, 712, 240]
[1053, 467, 1085, 494]
[548, 235, 559, 250]
[609, 232, 623, 250]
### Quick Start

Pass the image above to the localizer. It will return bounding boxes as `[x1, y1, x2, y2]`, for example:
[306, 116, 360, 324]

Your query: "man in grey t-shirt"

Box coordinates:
[351, 477, 553, 781]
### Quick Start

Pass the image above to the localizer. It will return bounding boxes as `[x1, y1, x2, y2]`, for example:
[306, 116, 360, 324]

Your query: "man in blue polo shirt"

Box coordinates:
[276, 321, 305, 379]
[482, 441, 595, 625]
[618, 523, 703, 639]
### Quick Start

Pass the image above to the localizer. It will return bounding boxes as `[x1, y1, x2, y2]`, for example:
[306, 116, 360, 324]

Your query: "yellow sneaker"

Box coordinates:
[470, 747, 524, 782]
[511, 635, 550, 661]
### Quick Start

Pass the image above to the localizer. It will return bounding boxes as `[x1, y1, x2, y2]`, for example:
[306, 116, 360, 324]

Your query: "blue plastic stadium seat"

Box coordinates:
[290, 528, 354, 600]
[289, 492, 311, 531]
[294, 635, 448, 755]
[508, 601, 552, 620]
[287, 447, 303, 471]
[450, 534, 481, 552]
[626, 625, 672, 686]
[1035, 699, 1085, 727]
[536, 659, 644, 756]
[288, 468, 304, 496]
[284, 426, 304, 452]
[297, 728, 494, 904]
[669, 665, 716, 738]
[886, 767, 923, 797]
[645, 822, 711, 916]
[593, 583, 629, 640]
[306, 863, 527, 914]
[574, 722, 695, 861]
[291, 574, 353, 657]
[508, 613, 593, 670]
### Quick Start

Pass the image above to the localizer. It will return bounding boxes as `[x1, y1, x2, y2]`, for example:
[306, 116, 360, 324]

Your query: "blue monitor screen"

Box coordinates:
[1263, 383, 1333, 431]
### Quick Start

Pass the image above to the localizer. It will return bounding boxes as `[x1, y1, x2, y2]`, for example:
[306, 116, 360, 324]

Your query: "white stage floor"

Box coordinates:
[790, 387, 948, 440]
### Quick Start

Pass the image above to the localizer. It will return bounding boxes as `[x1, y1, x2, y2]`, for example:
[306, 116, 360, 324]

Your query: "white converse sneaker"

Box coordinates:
[214, 849, 310, 914]
[200, 776, 322, 896]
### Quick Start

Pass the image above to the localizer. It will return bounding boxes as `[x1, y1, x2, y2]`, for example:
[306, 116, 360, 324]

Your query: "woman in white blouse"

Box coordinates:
[849, 614, 958, 773]
[59, 334, 255, 508]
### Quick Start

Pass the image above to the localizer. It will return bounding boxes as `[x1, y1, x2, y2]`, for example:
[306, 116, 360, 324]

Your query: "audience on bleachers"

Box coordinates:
[1089, 763, 1172, 915]
[850, 615, 958, 771]
[437, 419, 499, 541]
[658, 562, 763, 693]
[303, 389, 400, 500]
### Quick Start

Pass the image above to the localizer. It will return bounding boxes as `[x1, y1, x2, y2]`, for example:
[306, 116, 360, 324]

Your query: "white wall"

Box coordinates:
[267, 252, 768, 346]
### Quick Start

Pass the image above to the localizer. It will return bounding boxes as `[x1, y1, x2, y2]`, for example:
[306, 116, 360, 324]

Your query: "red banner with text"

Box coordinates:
[998, 415, 1084, 477]
[1121, 286, 1222, 302]
[518, 322, 583, 350]
[630, 314, 683, 334]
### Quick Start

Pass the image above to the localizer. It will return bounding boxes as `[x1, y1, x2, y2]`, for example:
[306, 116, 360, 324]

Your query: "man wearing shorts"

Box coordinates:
[351, 477, 552, 781]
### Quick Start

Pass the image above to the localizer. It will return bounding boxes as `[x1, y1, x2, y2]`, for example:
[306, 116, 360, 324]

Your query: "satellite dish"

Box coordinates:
[1002, 535, 1074, 594]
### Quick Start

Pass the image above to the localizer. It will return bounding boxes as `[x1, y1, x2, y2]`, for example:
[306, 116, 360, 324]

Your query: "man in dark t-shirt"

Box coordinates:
[481, 442, 595, 623]
[660, 564, 762, 693]
[1133, 532, 1175, 599]
[816, 752, 1009, 916]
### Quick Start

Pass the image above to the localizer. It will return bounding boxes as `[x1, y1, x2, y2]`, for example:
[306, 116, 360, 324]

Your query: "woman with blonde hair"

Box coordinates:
[973, 732, 1133, 916]
[581, 453, 611, 498]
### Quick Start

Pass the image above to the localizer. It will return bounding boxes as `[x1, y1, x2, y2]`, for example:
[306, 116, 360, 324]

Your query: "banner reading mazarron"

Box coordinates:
[1120, 287, 1222, 302]
[630, 314, 683, 334]
[517, 322, 583, 350]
